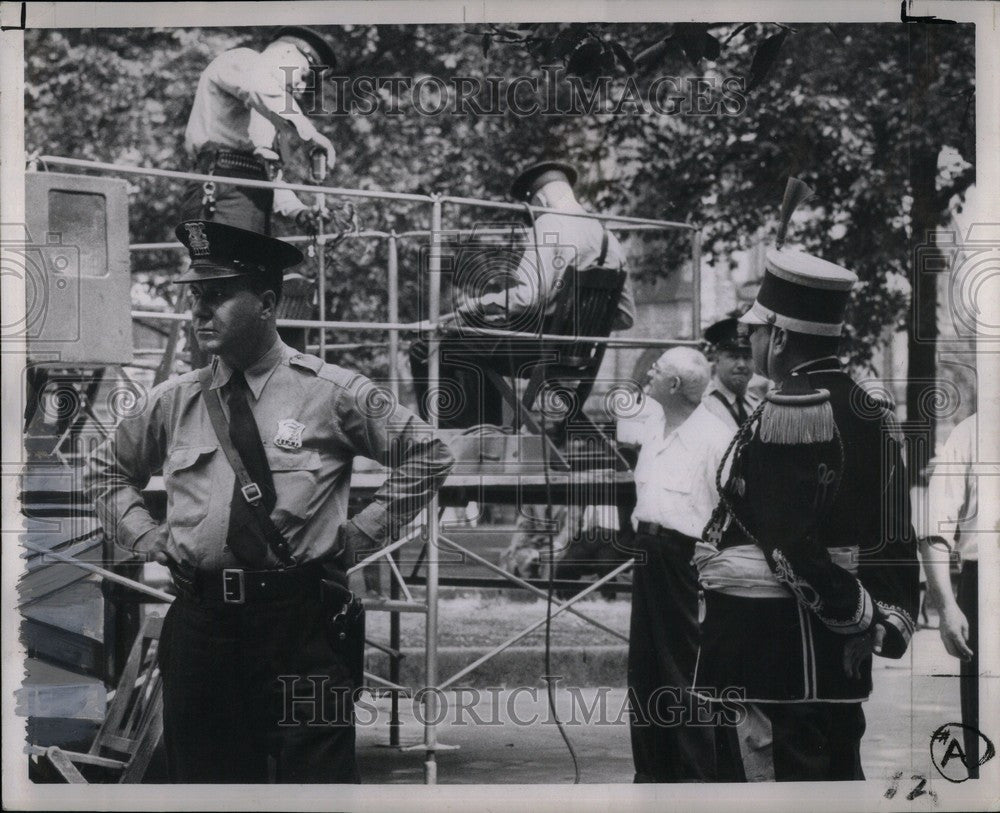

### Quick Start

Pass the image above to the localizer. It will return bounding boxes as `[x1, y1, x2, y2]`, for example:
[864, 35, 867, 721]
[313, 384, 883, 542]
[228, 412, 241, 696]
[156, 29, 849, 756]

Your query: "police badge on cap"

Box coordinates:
[173, 221, 304, 283]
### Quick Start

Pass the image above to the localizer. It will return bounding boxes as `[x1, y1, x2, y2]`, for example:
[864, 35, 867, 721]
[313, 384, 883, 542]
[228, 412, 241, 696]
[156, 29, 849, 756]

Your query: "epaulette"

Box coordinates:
[759, 373, 835, 444]
[288, 353, 324, 374]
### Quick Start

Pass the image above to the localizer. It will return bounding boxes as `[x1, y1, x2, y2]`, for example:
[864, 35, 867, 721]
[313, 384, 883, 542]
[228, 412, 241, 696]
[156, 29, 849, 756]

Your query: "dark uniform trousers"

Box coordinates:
[958, 561, 980, 778]
[627, 529, 715, 782]
[179, 151, 273, 234]
[714, 702, 866, 782]
[159, 585, 359, 783]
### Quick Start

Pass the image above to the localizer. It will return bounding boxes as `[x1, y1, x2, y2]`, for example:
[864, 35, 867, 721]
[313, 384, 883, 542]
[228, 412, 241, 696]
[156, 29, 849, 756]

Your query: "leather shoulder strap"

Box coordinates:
[197, 367, 295, 566]
[596, 225, 609, 266]
[709, 388, 740, 424]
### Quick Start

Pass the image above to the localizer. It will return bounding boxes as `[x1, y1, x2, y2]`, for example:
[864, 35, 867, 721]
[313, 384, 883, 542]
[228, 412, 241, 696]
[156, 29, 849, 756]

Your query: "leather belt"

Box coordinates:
[635, 521, 689, 541]
[196, 148, 269, 178]
[170, 563, 322, 604]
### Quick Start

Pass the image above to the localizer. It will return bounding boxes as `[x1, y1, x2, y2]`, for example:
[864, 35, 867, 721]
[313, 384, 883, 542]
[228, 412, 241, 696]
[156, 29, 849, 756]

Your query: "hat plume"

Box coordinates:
[776, 177, 814, 248]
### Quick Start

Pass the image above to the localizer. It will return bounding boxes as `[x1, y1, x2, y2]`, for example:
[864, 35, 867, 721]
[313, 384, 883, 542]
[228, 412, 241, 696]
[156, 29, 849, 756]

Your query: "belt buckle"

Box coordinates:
[222, 569, 245, 604]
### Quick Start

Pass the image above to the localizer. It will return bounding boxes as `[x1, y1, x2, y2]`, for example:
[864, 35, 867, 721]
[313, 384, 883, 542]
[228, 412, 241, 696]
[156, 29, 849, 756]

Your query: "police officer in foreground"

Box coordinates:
[84, 222, 454, 782]
[693, 247, 918, 781]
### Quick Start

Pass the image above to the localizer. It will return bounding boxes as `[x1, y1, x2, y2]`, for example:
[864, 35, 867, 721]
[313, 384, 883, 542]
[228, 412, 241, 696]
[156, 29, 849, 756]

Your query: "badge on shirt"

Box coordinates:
[274, 419, 306, 450]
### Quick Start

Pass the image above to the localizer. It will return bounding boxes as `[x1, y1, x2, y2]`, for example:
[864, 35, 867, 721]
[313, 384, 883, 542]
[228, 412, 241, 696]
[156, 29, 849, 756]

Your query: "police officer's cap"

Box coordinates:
[510, 160, 578, 202]
[275, 26, 337, 70]
[739, 248, 857, 336]
[704, 316, 751, 352]
[173, 221, 303, 284]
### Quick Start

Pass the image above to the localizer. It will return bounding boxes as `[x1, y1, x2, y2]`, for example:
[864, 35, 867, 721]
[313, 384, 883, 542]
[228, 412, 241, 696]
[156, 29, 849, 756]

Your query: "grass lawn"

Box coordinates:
[366, 591, 631, 649]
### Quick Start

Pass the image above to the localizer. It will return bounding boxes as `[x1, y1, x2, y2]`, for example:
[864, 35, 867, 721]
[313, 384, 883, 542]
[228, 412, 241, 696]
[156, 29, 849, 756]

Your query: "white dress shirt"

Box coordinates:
[630, 402, 731, 539]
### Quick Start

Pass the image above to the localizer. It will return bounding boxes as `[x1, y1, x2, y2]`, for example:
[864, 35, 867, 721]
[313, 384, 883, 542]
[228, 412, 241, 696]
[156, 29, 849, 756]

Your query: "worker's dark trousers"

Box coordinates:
[159, 591, 359, 783]
[179, 158, 272, 234]
[627, 530, 716, 782]
[958, 561, 980, 778]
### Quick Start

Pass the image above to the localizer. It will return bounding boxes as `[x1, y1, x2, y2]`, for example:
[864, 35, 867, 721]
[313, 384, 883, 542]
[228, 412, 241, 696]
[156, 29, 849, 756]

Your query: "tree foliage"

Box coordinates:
[24, 22, 975, 398]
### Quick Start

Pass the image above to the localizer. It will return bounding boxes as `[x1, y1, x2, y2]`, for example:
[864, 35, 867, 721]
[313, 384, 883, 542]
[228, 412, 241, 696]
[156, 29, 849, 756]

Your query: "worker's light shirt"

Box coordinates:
[629, 402, 731, 539]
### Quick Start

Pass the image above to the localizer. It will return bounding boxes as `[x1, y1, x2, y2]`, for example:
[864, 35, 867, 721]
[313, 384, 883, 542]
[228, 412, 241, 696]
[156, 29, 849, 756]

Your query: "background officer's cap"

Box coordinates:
[510, 160, 578, 202]
[704, 314, 751, 352]
[173, 221, 303, 284]
[275, 26, 337, 70]
[739, 248, 857, 337]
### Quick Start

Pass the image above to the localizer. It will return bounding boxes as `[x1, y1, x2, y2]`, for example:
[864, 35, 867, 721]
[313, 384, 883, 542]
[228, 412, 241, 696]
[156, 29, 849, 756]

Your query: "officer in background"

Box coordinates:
[180, 27, 337, 233]
[625, 346, 730, 782]
[84, 221, 454, 782]
[409, 159, 636, 428]
[695, 248, 918, 781]
[920, 413, 981, 777]
[702, 313, 763, 432]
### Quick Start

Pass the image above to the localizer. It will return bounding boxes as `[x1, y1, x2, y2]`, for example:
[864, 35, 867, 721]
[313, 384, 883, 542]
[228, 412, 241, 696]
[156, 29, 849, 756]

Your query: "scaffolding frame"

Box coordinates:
[30, 155, 703, 784]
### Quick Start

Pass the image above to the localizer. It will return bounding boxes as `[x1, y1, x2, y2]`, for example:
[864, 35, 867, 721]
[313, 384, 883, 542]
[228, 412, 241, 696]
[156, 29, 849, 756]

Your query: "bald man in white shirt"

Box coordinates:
[625, 346, 730, 782]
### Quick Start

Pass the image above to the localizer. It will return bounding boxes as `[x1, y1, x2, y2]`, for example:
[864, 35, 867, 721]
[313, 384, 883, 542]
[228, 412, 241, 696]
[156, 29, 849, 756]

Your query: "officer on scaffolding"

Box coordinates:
[180, 26, 337, 234]
[84, 221, 454, 782]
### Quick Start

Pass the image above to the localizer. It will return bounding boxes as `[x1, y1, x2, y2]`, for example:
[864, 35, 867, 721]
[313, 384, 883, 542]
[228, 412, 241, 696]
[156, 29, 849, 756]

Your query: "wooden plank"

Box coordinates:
[21, 617, 103, 675]
[17, 658, 106, 722]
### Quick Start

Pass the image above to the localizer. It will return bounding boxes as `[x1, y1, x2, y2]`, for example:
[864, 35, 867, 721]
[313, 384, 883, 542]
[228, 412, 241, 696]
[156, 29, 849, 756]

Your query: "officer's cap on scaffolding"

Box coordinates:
[274, 26, 337, 71]
[173, 220, 303, 283]
[510, 160, 578, 202]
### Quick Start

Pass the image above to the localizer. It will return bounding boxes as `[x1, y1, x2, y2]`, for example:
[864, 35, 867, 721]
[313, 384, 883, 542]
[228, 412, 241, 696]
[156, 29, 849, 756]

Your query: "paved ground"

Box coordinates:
[357, 628, 965, 786]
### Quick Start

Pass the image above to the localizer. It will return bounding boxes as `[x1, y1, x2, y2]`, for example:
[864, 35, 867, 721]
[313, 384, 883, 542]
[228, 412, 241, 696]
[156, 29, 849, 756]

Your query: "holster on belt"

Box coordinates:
[320, 578, 366, 690]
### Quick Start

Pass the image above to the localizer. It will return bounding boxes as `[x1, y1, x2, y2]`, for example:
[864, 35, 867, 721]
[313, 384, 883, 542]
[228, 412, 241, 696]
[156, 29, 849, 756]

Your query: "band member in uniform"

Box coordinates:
[920, 413, 981, 777]
[84, 221, 454, 782]
[180, 27, 337, 233]
[702, 313, 762, 432]
[694, 247, 919, 781]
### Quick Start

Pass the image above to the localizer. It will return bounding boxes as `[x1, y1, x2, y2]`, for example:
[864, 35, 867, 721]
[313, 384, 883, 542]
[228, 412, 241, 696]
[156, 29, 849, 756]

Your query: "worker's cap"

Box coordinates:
[703, 316, 751, 352]
[274, 26, 337, 71]
[173, 221, 303, 283]
[738, 248, 858, 337]
[510, 160, 578, 202]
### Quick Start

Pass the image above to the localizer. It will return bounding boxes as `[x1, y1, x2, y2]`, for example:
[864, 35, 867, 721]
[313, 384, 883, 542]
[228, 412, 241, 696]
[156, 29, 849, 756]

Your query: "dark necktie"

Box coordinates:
[223, 371, 276, 568]
[735, 396, 749, 426]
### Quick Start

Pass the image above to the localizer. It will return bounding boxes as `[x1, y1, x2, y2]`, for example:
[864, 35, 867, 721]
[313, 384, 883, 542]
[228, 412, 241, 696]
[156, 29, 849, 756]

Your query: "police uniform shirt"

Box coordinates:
[471, 208, 637, 331]
[85, 340, 454, 571]
[926, 413, 981, 563]
[630, 402, 731, 539]
[702, 375, 761, 432]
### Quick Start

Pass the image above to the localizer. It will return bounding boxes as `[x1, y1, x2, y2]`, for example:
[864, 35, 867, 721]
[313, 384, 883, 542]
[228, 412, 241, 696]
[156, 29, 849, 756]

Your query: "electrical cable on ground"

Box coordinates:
[526, 203, 581, 784]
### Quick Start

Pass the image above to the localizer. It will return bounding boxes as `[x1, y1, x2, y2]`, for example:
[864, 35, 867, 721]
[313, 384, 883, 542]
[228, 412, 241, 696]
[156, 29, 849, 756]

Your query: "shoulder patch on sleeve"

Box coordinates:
[288, 353, 324, 375]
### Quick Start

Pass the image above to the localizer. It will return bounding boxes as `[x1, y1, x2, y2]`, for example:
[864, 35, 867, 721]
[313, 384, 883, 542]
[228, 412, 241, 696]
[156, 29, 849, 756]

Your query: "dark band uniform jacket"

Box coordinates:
[694, 250, 919, 703]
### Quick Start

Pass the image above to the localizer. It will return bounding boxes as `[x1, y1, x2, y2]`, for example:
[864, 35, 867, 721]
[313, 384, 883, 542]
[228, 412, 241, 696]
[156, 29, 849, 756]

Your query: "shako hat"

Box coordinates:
[738, 248, 858, 337]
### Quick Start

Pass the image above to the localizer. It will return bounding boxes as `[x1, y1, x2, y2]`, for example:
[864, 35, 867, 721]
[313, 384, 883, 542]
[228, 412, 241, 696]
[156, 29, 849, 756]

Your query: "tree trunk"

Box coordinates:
[905, 147, 940, 485]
